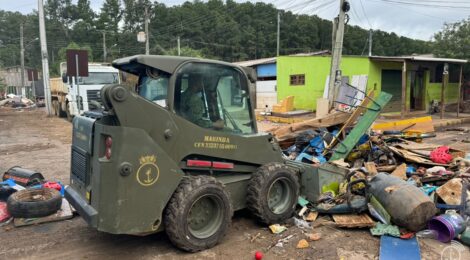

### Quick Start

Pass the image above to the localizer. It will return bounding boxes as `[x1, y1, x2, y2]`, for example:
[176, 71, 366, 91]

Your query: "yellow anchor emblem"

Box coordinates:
[136, 155, 160, 186]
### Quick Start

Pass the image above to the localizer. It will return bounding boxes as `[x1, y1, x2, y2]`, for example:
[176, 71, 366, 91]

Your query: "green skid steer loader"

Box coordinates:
[65, 55, 327, 252]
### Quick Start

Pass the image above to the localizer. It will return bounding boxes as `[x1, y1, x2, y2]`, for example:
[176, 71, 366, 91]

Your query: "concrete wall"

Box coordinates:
[256, 80, 277, 109]
[277, 56, 371, 110]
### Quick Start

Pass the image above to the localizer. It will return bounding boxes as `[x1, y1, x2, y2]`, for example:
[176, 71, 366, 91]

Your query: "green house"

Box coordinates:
[276, 55, 466, 113]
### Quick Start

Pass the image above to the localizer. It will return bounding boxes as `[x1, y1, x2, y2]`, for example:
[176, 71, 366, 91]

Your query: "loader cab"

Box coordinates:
[132, 59, 256, 135]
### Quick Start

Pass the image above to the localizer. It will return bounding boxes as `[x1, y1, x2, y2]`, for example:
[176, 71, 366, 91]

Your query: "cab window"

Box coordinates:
[137, 68, 169, 107]
[175, 62, 255, 134]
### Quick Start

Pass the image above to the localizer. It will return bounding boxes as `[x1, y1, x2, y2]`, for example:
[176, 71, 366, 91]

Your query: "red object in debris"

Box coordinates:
[255, 251, 263, 260]
[430, 146, 453, 164]
[0, 202, 11, 223]
[43, 181, 62, 191]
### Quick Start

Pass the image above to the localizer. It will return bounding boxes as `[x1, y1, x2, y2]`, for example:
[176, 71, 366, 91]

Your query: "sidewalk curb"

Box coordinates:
[434, 117, 470, 129]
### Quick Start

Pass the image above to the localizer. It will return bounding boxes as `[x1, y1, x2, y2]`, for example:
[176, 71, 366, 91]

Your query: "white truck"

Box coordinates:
[51, 62, 120, 120]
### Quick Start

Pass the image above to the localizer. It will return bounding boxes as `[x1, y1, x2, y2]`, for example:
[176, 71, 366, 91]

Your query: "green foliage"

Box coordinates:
[165, 46, 204, 58]
[433, 18, 470, 59]
[0, 0, 434, 73]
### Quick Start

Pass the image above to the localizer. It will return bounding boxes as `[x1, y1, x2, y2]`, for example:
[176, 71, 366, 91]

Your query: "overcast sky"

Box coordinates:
[1, 0, 469, 41]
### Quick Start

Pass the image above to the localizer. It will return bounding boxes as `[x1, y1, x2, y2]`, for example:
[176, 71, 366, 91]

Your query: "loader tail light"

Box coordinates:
[105, 136, 112, 159]
[212, 162, 234, 169]
[187, 160, 212, 167]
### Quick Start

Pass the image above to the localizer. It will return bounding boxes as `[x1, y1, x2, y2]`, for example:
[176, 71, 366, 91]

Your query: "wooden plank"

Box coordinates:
[436, 178, 462, 205]
[391, 163, 407, 180]
[329, 91, 392, 161]
[332, 213, 375, 228]
[372, 116, 434, 133]
[316, 98, 329, 117]
[273, 111, 351, 141]
[364, 162, 378, 176]
[388, 146, 448, 166]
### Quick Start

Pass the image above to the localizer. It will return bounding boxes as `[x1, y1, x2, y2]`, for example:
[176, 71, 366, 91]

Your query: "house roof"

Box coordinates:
[233, 50, 331, 67]
[232, 57, 277, 67]
[370, 55, 467, 64]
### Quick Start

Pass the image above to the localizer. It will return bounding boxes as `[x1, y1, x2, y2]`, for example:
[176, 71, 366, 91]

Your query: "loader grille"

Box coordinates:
[71, 148, 88, 184]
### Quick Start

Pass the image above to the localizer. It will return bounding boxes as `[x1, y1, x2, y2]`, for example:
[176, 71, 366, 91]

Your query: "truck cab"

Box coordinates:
[61, 62, 120, 117]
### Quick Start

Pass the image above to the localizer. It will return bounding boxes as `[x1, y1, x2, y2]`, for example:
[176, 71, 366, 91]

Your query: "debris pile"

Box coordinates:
[0, 94, 36, 108]
[265, 91, 470, 251]
[0, 166, 74, 228]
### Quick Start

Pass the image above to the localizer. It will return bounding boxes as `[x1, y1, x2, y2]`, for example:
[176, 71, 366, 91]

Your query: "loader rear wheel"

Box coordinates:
[164, 176, 233, 252]
[247, 162, 299, 224]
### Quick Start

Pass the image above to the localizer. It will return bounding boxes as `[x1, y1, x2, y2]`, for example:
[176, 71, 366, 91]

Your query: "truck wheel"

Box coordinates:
[58, 101, 67, 118]
[65, 102, 72, 122]
[164, 176, 233, 252]
[247, 162, 299, 224]
[52, 100, 59, 116]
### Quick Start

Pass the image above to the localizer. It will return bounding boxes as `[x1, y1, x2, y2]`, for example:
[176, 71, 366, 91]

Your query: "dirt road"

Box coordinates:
[0, 108, 468, 259]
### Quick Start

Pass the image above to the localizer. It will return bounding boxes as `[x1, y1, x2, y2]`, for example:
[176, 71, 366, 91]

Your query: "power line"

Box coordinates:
[358, 0, 372, 28]
[375, 0, 470, 10]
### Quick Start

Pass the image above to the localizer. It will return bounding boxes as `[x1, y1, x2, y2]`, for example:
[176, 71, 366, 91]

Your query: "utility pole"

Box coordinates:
[368, 29, 372, 56]
[38, 0, 52, 116]
[327, 0, 349, 109]
[144, 5, 149, 55]
[102, 31, 107, 62]
[177, 36, 181, 56]
[276, 11, 280, 56]
[20, 23, 25, 98]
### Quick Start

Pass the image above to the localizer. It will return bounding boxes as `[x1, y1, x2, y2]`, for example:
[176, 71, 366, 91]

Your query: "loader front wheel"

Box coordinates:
[247, 162, 299, 224]
[164, 176, 233, 252]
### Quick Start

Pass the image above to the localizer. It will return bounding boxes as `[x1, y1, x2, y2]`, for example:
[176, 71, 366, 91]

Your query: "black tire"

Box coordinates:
[164, 176, 233, 252]
[7, 188, 62, 218]
[52, 100, 59, 116]
[58, 101, 67, 118]
[65, 102, 73, 122]
[247, 162, 299, 224]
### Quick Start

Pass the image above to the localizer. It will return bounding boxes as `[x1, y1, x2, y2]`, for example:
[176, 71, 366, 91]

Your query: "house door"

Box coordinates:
[381, 70, 402, 112]
[410, 70, 425, 110]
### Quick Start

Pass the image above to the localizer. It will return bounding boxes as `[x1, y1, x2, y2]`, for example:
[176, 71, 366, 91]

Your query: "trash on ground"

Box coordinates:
[370, 223, 401, 237]
[306, 232, 321, 241]
[0, 201, 11, 224]
[304, 211, 318, 222]
[269, 224, 287, 234]
[332, 213, 375, 228]
[428, 211, 466, 243]
[380, 236, 421, 260]
[13, 198, 73, 227]
[7, 188, 63, 219]
[296, 239, 309, 249]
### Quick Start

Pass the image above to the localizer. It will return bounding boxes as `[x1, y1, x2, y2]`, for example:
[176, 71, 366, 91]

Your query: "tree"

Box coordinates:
[433, 17, 470, 59]
[98, 0, 122, 34]
[165, 46, 204, 58]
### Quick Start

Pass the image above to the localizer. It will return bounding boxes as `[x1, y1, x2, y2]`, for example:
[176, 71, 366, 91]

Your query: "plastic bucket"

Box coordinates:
[428, 214, 465, 243]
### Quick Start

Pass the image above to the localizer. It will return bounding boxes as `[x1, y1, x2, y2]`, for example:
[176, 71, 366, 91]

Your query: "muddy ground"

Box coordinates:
[0, 108, 469, 259]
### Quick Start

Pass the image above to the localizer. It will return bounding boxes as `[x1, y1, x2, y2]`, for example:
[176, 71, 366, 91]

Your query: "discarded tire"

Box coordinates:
[247, 162, 299, 224]
[7, 188, 62, 218]
[164, 176, 233, 252]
